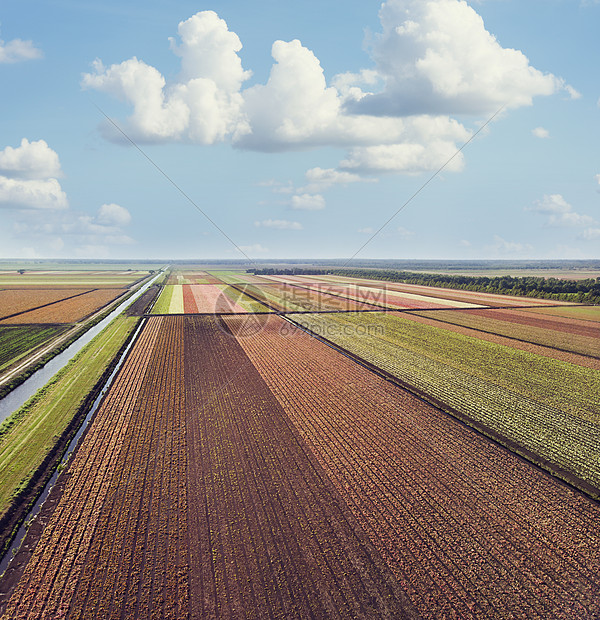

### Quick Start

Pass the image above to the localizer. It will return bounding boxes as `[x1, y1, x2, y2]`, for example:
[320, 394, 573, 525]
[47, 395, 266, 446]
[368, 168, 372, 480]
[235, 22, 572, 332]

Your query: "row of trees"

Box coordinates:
[250, 268, 600, 305]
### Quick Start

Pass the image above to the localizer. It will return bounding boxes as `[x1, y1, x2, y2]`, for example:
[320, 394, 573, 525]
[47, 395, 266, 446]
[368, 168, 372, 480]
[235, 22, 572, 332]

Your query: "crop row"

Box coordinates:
[0, 289, 124, 325]
[0, 325, 67, 373]
[410, 308, 599, 358]
[2, 316, 165, 618]
[398, 310, 600, 370]
[0, 289, 93, 320]
[291, 312, 600, 489]
[1, 316, 417, 617]
[226, 314, 600, 619]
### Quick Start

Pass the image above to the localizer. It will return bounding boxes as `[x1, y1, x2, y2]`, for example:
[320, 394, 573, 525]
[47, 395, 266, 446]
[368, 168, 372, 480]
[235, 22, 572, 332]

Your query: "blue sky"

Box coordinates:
[1, 0, 599, 260]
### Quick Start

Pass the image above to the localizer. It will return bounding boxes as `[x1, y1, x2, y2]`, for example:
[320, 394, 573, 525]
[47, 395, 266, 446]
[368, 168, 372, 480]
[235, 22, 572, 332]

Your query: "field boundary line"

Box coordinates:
[280, 315, 600, 503]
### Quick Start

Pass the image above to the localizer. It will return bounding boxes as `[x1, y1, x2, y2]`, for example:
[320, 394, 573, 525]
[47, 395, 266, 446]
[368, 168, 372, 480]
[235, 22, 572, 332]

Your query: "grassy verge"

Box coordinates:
[0, 314, 139, 556]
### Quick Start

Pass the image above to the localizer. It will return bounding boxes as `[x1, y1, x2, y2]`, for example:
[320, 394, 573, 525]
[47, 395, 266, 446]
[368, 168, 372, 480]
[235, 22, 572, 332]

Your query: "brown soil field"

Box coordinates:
[0, 290, 91, 320]
[226, 314, 600, 619]
[0, 290, 125, 325]
[0, 316, 416, 618]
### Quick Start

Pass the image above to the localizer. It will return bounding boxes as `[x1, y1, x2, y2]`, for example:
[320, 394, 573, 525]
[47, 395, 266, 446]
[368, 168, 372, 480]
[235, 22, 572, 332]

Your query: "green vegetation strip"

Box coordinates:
[410, 309, 599, 358]
[0, 326, 67, 373]
[151, 285, 174, 313]
[0, 314, 138, 551]
[294, 312, 600, 490]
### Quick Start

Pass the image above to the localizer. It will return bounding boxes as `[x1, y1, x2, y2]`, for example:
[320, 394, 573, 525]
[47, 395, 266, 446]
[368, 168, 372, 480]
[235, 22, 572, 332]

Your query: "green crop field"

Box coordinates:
[294, 312, 600, 491]
[0, 315, 138, 523]
[410, 309, 599, 357]
[151, 285, 175, 313]
[0, 326, 67, 373]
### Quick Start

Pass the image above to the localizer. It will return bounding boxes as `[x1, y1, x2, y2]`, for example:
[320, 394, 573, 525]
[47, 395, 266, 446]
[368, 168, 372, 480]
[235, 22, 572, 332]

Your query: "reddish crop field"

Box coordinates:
[226, 314, 600, 619]
[398, 311, 600, 370]
[0, 289, 92, 320]
[0, 289, 124, 325]
[0, 316, 416, 618]
[249, 282, 379, 312]
[411, 308, 600, 358]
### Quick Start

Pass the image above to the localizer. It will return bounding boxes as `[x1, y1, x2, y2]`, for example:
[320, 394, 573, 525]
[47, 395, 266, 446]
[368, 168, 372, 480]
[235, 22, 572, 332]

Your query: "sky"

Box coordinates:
[0, 0, 599, 261]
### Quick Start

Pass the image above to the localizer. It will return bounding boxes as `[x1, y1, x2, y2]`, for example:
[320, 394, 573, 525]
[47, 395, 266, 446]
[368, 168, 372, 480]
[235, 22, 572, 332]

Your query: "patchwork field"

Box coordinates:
[1, 268, 598, 618]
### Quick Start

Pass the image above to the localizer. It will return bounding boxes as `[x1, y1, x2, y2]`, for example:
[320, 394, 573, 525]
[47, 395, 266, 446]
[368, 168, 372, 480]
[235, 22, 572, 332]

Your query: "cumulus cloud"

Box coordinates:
[488, 235, 533, 256]
[350, 0, 569, 117]
[0, 139, 67, 210]
[83, 4, 571, 177]
[0, 177, 68, 210]
[0, 139, 62, 179]
[532, 127, 550, 139]
[528, 194, 594, 227]
[97, 202, 132, 227]
[254, 219, 303, 230]
[290, 194, 326, 211]
[581, 228, 600, 240]
[0, 36, 42, 63]
[82, 11, 251, 143]
[397, 226, 415, 239]
[299, 167, 377, 193]
[239, 243, 269, 255]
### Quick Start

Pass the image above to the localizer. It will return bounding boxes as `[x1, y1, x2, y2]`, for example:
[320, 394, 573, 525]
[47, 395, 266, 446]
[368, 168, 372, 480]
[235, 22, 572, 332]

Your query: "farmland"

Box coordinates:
[0, 326, 67, 374]
[0, 270, 153, 397]
[0, 266, 599, 618]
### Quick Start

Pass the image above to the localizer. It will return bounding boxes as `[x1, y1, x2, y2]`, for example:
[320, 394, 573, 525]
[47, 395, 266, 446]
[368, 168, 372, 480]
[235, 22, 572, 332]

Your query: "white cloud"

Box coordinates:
[397, 226, 415, 239]
[239, 243, 269, 255]
[564, 85, 581, 100]
[488, 235, 533, 256]
[83, 5, 570, 177]
[0, 177, 68, 210]
[0, 36, 42, 63]
[350, 0, 569, 117]
[97, 203, 132, 226]
[0, 139, 67, 210]
[459, 239, 472, 247]
[528, 194, 594, 227]
[532, 127, 550, 139]
[358, 227, 375, 234]
[0, 139, 63, 179]
[254, 219, 303, 230]
[581, 228, 600, 240]
[595, 174, 600, 185]
[290, 193, 326, 211]
[299, 167, 376, 193]
[82, 11, 251, 144]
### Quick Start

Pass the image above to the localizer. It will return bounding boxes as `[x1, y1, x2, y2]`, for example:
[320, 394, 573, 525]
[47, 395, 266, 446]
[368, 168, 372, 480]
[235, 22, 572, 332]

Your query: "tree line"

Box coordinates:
[250, 268, 600, 305]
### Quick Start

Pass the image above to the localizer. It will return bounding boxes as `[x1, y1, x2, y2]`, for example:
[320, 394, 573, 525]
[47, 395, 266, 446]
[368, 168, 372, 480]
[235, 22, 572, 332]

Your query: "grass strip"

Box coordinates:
[0, 314, 139, 556]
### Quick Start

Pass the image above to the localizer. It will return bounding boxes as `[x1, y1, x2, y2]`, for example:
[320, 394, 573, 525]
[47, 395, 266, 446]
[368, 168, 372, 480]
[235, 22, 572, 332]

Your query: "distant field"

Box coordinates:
[0, 289, 91, 320]
[521, 304, 600, 322]
[0, 289, 125, 325]
[0, 271, 145, 288]
[152, 283, 271, 313]
[410, 308, 599, 358]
